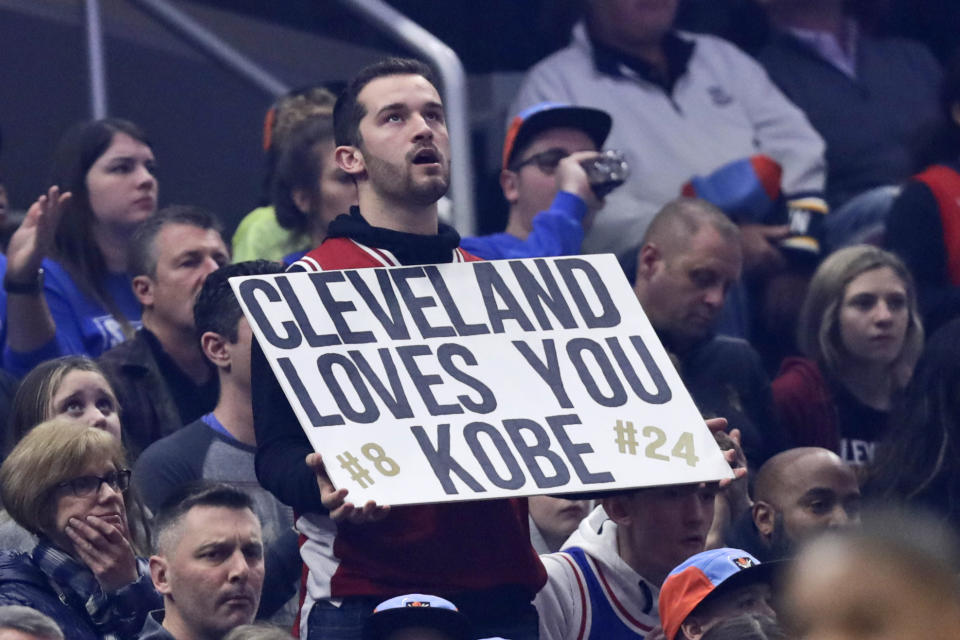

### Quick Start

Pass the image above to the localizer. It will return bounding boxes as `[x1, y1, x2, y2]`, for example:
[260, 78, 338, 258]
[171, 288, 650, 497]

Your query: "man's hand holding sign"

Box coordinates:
[233, 255, 735, 510]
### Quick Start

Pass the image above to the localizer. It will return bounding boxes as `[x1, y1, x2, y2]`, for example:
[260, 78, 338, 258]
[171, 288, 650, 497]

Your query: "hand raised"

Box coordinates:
[705, 418, 748, 487]
[306, 452, 390, 525]
[6, 187, 71, 282]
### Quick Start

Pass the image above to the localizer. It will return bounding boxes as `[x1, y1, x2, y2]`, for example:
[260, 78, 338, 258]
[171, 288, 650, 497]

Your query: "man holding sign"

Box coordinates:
[250, 58, 546, 640]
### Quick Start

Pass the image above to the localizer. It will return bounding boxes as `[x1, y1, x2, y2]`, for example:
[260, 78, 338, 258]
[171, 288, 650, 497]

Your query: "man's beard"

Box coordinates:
[767, 512, 795, 561]
[364, 147, 449, 207]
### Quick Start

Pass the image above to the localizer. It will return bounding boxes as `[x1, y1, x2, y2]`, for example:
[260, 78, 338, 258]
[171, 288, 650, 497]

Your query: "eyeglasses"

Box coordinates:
[55, 469, 131, 497]
[510, 148, 570, 175]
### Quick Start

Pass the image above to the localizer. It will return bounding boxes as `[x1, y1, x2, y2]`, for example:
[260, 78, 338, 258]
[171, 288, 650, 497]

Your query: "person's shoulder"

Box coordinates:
[862, 32, 938, 64]
[98, 328, 151, 367]
[459, 247, 484, 262]
[521, 23, 593, 83]
[232, 206, 306, 263]
[680, 30, 750, 56]
[459, 234, 519, 261]
[0, 566, 54, 613]
[138, 418, 212, 460]
[0, 550, 47, 591]
[705, 334, 757, 354]
[288, 237, 372, 272]
[538, 548, 588, 599]
[772, 357, 825, 396]
[685, 335, 763, 373]
[137, 610, 175, 640]
[235, 206, 278, 232]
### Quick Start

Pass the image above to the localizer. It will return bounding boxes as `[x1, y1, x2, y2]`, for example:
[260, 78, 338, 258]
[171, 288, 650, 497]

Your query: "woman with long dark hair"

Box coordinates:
[866, 318, 960, 528]
[3, 119, 157, 376]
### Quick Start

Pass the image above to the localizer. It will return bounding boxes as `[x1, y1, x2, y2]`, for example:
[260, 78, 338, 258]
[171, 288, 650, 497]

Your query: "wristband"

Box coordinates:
[3, 269, 44, 294]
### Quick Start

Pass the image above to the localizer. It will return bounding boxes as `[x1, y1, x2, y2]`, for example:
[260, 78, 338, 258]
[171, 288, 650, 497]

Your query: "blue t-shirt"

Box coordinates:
[460, 191, 587, 260]
[3, 258, 141, 376]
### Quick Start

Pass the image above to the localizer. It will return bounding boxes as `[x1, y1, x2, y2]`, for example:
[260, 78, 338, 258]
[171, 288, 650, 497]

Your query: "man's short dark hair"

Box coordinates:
[153, 482, 256, 554]
[128, 205, 224, 278]
[193, 260, 283, 343]
[333, 57, 439, 148]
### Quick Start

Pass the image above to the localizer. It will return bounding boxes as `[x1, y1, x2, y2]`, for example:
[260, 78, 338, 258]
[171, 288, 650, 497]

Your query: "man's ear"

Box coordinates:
[753, 500, 776, 540]
[601, 495, 633, 527]
[292, 188, 315, 215]
[335, 145, 366, 178]
[201, 331, 229, 369]
[132, 275, 154, 307]
[636, 243, 661, 282]
[149, 555, 172, 596]
[679, 616, 705, 640]
[500, 169, 520, 206]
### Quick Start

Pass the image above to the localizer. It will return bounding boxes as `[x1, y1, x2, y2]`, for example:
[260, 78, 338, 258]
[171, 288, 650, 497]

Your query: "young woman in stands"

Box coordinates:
[2, 119, 157, 376]
[0, 355, 150, 555]
[772, 245, 923, 466]
[867, 318, 960, 528]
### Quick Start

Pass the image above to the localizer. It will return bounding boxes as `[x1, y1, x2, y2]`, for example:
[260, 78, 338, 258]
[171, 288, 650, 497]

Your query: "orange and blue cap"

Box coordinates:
[658, 548, 774, 640]
[502, 102, 612, 169]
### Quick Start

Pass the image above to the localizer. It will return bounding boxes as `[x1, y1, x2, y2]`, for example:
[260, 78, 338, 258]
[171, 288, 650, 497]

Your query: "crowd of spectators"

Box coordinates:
[0, 0, 959, 638]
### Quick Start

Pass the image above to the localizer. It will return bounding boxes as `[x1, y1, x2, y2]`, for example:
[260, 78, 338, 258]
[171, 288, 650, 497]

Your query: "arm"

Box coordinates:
[534, 553, 581, 640]
[88, 557, 162, 637]
[519, 191, 588, 257]
[252, 337, 327, 514]
[885, 180, 960, 328]
[252, 306, 389, 523]
[3, 188, 65, 365]
[462, 193, 588, 260]
[4, 261, 94, 376]
[706, 428, 750, 549]
[462, 152, 602, 260]
[741, 344, 790, 464]
[508, 151, 604, 258]
[132, 430, 204, 513]
[724, 40, 826, 196]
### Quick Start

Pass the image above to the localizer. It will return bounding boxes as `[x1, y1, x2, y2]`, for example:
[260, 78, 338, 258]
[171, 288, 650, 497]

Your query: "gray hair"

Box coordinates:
[222, 623, 292, 640]
[0, 606, 64, 639]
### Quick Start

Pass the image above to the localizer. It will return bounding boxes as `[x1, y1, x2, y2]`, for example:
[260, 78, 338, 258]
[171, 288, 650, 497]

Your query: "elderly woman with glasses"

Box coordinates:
[0, 419, 160, 639]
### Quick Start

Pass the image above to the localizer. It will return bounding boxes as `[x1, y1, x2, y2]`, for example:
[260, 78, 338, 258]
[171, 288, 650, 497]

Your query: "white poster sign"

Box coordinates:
[232, 255, 732, 506]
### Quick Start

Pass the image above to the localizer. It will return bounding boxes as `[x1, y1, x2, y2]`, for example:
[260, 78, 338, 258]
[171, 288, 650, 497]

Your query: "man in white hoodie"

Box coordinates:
[535, 481, 720, 640]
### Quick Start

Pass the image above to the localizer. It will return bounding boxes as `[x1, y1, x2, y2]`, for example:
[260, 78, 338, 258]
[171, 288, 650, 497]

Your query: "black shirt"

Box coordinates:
[140, 328, 218, 425]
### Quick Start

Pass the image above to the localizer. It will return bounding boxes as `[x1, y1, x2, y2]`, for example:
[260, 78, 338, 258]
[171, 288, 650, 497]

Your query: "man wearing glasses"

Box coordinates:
[461, 102, 609, 260]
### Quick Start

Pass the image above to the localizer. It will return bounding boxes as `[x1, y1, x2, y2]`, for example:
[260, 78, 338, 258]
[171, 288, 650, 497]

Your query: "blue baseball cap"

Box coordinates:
[363, 593, 471, 640]
[659, 548, 775, 640]
[502, 102, 612, 168]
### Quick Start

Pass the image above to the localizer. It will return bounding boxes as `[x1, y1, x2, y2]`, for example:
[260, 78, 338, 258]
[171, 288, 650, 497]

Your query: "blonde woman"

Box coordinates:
[772, 245, 923, 465]
[0, 421, 160, 638]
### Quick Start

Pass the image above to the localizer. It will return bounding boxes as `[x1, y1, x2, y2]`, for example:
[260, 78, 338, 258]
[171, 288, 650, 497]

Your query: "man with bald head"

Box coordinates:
[631, 198, 786, 467]
[728, 447, 861, 561]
